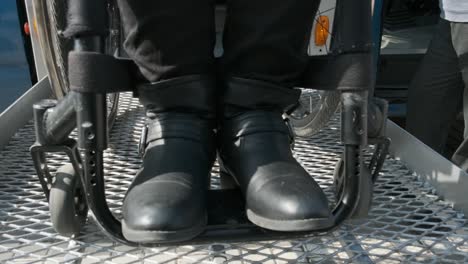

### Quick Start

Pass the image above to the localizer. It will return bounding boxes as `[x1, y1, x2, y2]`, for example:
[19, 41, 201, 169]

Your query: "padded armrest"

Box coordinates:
[69, 52, 136, 93]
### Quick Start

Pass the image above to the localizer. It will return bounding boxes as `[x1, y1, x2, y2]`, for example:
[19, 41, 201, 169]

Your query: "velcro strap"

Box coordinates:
[137, 75, 216, 114]
[145, 114, 214, 145]
[224, 77, 301, 112]
[222, 111, 289, 140]
[69, 51, 133, 93]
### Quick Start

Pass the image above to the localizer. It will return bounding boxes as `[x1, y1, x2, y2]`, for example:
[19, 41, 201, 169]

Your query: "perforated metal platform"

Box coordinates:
[1, 93, 468, 264]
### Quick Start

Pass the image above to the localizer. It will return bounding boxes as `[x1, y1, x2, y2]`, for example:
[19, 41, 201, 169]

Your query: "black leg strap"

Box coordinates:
[137, 75, 217, 115]
[69, 51, 134, 93]
[223, 77, 301, 112]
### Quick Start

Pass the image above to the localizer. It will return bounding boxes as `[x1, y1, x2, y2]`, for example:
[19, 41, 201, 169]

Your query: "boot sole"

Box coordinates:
[122, 215, 206, 244]
[247, 209, 334, 232]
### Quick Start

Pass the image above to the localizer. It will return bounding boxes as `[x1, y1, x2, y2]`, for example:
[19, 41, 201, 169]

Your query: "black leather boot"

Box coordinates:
[218, 109, 333, 232]
[122, 76, 216, 243]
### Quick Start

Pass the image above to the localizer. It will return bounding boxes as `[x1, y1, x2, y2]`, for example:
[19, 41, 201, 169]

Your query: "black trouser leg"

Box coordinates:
[221, 0, 320, 110]
[406, 19, 465, 157]
[449, 21, 468, 169]
[117, 0, 215, 82]
[117, 0, 217, 114]
[117, 0, 319, 111]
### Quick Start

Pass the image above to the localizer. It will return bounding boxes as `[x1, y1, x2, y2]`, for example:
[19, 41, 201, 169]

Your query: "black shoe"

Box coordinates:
[218, 110, 333, 231]
[122, 112, 216, 243]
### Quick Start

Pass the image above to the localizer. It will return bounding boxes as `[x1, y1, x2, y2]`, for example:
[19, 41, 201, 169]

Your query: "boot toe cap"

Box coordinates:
[246, 174, 332, 231]
[122, 180, 205, 232]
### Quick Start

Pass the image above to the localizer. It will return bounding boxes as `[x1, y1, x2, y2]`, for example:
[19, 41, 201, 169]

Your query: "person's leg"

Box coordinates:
[406, 18, 464, 157]
[221, 0, 320, 110]
[116, 0, 216, 243]
[218, 0, 333, 232]
[449, 22, 468, 170]
[118, 0, 215, 82]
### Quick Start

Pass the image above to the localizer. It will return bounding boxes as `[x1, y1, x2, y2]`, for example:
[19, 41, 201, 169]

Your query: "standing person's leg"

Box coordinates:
[116, 0, 216, 243]
[218, 0, 333, 232]
[406, 19, 464, 157]
[449, 22, 468, 170]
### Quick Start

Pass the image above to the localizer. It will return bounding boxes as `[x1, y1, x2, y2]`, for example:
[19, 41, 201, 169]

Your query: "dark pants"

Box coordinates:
[116, 0, 319, 111]
[406, 18, 468, 169]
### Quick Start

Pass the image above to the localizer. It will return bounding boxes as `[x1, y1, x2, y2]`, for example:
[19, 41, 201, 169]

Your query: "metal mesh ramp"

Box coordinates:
[1, 93, 468, 264]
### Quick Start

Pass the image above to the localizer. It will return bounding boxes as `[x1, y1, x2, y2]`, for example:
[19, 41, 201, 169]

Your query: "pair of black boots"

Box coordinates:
[121, 76, 333, 243]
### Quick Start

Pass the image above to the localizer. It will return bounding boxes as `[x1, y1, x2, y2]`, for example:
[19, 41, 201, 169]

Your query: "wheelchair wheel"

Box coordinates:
[49, 164, 88, 236]
[34, 0, 120, 129]
[288, 90, 341, 137]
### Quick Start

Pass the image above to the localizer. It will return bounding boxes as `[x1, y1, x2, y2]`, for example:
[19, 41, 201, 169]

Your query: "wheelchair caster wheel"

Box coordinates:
[333, 158, 345, 201]
[333, 155, 374, 219]
[288, 90, 341, 137]
[49, 164, 88, 236]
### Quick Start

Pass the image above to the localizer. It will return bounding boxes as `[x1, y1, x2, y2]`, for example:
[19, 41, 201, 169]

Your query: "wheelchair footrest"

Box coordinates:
[189, 188, 335, 244]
